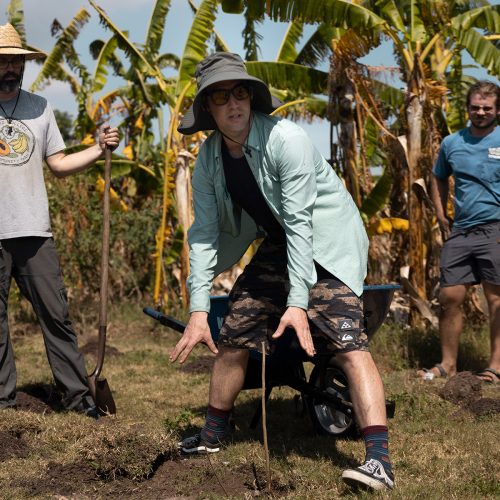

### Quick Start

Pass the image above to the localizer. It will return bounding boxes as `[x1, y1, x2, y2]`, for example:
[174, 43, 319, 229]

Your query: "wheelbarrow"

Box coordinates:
[144, 284, 399, 438]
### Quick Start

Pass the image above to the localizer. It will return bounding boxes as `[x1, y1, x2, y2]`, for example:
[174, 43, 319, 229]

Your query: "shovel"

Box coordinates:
[87, 148, 117, 415]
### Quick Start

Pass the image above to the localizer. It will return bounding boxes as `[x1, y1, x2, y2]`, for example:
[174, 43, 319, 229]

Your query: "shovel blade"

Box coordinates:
[88, 375, 116, 415]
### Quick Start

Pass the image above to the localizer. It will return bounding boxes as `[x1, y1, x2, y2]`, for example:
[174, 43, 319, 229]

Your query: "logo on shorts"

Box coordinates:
[341, 333, 354, 341]
[339, 319, 353, 330]
[488, 147, 500, 159]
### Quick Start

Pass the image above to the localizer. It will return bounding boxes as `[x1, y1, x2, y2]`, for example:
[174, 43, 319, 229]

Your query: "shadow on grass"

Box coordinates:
[182, 396, 357, 468]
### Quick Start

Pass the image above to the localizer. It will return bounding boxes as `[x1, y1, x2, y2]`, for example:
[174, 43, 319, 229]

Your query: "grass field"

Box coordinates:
[1, 301, 498, 499]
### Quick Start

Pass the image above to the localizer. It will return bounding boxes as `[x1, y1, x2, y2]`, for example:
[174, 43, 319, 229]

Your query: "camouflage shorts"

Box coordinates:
[218, 239, 368, 354]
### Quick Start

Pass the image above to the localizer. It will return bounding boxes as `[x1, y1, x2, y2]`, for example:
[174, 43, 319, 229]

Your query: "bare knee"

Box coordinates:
[439, 285, 467, 310]
[335, 349, 374, 373]
[214, 347, 249, 366]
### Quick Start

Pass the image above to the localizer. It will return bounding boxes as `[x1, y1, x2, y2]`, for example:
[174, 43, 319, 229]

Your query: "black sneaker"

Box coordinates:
[342, 459, 394, 491]
[178, 434, 221, 455]
[72, 400, 100, 419]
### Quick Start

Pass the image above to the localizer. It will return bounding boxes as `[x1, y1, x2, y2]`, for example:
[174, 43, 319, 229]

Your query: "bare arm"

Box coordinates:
[45, 125, 119, 178]
[430, 174, 452, 240]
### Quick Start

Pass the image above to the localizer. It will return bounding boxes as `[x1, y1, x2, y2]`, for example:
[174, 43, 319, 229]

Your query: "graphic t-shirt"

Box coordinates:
[433, 126, 500, 228]
[0, 90, 65, 239]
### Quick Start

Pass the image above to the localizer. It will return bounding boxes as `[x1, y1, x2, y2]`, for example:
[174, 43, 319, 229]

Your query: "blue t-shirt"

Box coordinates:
[433, 126, 500, 228]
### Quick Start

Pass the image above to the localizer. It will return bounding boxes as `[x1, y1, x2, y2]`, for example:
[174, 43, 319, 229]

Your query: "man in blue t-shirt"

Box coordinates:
[417, 81, 500, 384]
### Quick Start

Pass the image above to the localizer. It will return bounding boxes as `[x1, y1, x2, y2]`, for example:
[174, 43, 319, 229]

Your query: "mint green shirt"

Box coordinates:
[187, 112, 368, 313]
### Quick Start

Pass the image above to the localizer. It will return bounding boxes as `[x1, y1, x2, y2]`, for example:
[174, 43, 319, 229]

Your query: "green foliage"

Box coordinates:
[162, 408, 197, 432]
[46, 174, 162, 302]
[53, 109, 76, 145]
[360, 169, 393, 220]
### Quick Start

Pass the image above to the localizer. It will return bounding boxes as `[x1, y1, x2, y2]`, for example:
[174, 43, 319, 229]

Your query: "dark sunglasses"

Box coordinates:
[0, 56, 24, 70]
[205, 83, 251, 106]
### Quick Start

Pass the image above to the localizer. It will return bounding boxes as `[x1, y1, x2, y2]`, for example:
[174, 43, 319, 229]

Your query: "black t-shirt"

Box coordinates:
[221, 141, 334, 281]
[222, 141, 286, 243]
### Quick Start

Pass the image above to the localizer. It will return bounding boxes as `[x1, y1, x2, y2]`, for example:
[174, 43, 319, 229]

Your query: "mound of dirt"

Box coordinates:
[81, 340, 122, 358]
[439, 372, 482, 406]
[16, 392, 55, 414]
[467, 397, 500, 416]
[440, 372, 500, 417]
[0, 431, 29, 461]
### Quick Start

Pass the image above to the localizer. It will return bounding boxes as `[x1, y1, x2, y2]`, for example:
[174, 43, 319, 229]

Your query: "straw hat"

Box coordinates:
[0, 23, 44, 60]
[178, 52, 282, 135]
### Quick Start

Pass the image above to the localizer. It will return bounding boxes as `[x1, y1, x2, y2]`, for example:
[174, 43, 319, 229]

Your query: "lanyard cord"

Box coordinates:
[0, 90, 21, 134]
[0, 69, 24, 134]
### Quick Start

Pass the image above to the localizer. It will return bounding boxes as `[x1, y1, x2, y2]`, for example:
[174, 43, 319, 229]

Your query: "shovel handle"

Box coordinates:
[93, 148, 112, 378]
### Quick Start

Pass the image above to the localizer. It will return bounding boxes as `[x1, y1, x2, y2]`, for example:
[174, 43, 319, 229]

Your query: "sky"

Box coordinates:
[1, 0, 499, 157]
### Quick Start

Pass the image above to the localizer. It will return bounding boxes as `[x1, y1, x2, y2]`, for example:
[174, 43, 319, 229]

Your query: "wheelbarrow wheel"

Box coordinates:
[306, 365, 358, 438]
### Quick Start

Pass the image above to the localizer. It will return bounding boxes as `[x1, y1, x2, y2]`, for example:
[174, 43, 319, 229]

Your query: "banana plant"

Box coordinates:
[222, 0, 500, 321]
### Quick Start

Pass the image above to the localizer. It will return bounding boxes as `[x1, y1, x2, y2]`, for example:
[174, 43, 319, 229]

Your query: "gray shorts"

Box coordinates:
[217, 239, 368, 355]
[440, 220, 500, 286]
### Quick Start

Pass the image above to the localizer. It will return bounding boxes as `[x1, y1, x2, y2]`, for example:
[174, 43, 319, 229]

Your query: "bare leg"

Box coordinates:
[481, 281, 500, 376]
[208, 347, 249, 410]
[417, 284, 467, 378]
[335, 350, 387, 428]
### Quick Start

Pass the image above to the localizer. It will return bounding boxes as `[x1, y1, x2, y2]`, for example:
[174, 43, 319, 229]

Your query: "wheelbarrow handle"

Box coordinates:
[143, 307, 186, 333]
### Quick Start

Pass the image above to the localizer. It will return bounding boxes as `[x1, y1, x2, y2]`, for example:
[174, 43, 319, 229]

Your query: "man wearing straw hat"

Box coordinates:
[171, 52, 394, 491]
[0, 23, 119, 417]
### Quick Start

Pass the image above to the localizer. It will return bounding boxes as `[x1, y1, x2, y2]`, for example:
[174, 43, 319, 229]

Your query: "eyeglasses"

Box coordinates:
[206, 84, 251, 106]
[0, 56, 24, 70]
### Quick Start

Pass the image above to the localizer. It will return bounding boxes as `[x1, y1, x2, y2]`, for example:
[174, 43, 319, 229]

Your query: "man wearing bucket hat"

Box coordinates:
[0, 23, 119, 417]
[170, 52, 394, 491]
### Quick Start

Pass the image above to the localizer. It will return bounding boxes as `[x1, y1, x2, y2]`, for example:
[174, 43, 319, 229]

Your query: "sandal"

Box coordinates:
[418, 363, 448, 381]
[476, 368, 500, 384]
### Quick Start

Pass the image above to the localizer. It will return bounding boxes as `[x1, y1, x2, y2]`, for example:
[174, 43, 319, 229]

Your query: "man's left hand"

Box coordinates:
[98, 125, 120, 152]
[272, 306, 316, 357]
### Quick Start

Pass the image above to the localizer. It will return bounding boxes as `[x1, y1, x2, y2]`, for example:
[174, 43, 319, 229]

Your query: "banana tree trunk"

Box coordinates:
[174, 151, 194, 307]
[406, 55, 426, 307]
[328, 54, 361, 206]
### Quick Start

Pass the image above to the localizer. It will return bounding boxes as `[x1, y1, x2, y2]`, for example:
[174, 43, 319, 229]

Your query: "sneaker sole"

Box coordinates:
[180, 445, 220, 455]
[342, 470, 393, 491]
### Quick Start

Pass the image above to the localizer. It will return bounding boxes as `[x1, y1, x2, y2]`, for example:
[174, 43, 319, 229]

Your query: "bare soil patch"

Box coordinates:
[180, 355, 215, 374]
[16, 461, 99, 497]
[81, 339, 123, 358]
[0, 431, 29, 461]
[12, 457, 264, 498]
[440, 371, 500, 416]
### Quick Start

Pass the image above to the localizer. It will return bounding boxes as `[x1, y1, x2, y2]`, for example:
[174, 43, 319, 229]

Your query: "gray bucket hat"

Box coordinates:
[178, 52, 282, 135]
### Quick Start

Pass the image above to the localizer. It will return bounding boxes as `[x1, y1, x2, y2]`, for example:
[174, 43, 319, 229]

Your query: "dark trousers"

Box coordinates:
[0, 237, 92, 409]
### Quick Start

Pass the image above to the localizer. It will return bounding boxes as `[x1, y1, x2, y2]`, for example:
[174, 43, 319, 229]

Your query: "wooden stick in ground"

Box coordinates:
[261, 341, 271, 493]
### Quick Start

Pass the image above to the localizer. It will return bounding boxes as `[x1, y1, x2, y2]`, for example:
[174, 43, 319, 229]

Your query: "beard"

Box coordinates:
[0, 71, 23, 93]
[470, 114, 498, 130]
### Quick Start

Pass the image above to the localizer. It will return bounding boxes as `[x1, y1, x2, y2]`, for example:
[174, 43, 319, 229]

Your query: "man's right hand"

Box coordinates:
[437, 216, 452, 241]
[169, 311, 218, 364]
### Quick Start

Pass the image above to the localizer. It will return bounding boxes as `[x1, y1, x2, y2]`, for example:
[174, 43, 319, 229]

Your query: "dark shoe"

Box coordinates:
[342, 459, 394, 491]
[178, 433, 221, 455]
[72, 400, 100, 419]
